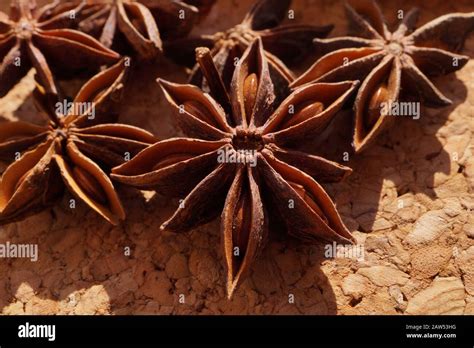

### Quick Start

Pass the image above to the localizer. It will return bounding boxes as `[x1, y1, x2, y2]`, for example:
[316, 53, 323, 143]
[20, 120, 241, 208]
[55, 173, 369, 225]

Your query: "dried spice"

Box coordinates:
[0, 59, 157, 226]
[112, 39, 357, 297]
[42, 0, 202, 61]
[291, 0, 474, 153]
[0, 0, 121, 98]
[166, 0, 333, 88]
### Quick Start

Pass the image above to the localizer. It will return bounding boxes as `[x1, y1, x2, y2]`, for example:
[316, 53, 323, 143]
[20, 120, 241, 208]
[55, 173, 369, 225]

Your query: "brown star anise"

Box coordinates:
[112, 39, 357, 297]
[291, 0, 474, 153]
[42, 0, 201, 60]
[0, 59, 157, 226]
[166, 0, 333, 87]
[0, 0, 121, 98]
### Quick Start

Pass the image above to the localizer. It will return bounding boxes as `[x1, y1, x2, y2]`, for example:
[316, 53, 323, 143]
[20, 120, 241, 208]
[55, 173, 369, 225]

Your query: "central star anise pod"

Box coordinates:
[43, 0, 202, 60]
[0, 60, 157, 226]
[291, 0, 474, 153]
[0, 0, 121, 98]
[166, 0, 333, 87]
[112, 39, 357, 297]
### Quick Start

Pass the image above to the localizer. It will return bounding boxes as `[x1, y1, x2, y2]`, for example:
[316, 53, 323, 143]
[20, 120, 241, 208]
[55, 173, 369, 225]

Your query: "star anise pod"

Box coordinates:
[166, 0, 333, 88]
[112, 39, 357, 297]
[0, 59, 157, 226]
[0, 0, 121, 98]
[41, 0, 201, 61]
[291, 0, 474, 153]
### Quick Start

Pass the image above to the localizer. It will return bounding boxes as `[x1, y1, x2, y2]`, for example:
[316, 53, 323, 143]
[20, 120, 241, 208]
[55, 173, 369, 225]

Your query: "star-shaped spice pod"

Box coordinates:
[0, 0, 121, 98]
[112, 39, 357, 297]
[43, 0, 202, 61]
[0, 59, 157, 226]
[291, 0, 474, 153]
[166, 0, 333, 87]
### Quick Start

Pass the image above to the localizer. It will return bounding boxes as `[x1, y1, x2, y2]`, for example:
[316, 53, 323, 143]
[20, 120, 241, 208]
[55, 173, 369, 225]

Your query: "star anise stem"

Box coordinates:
[195, 46, 231, 114]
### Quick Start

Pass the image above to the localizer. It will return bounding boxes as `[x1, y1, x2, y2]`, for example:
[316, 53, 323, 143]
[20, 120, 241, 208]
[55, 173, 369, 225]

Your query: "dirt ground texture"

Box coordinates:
[0, 0, 473, 315]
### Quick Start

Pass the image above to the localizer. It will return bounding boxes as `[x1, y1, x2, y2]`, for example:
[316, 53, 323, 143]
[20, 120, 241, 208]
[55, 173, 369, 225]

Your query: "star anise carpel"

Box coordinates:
[0, 0, 121, 98]
[0, 59, 157, 226]
[112, 38, 357, 297]
[291, 0, 474, 153]
[166, 0, 333, 89]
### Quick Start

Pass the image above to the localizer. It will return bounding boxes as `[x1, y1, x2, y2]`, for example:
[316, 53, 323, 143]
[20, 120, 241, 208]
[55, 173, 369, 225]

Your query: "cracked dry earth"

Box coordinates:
[0, 0, 473, 315]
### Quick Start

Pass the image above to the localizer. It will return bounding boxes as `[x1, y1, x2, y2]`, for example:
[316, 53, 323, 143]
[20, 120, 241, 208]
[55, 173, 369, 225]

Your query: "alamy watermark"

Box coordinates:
[18, 322, 55, 342]
[217, 147, 257, 167]
[0, 242, 38, 262]
[380, 101, 420, 120]
[324, 241, 365, 261]
[55, 100, 95, 120]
